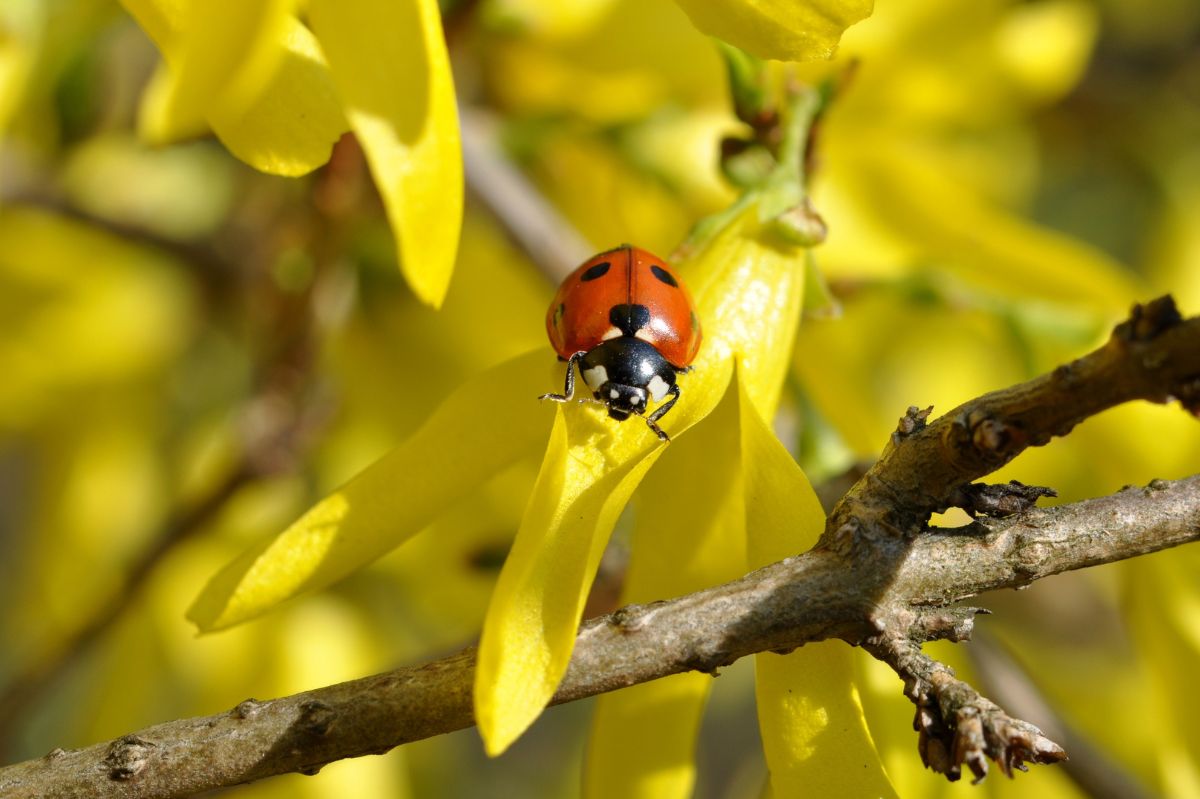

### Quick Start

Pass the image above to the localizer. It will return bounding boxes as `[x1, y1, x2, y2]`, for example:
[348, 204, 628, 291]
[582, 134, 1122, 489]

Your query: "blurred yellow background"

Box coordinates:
[1, 0, 1198, 796]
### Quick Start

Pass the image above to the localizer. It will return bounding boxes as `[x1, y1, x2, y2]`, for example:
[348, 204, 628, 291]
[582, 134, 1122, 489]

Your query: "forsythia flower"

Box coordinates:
[117, 0, 462, 307]
[173, 2, 883, 793]
[102, 0, 873, 308]
[189, 80, 897, 795]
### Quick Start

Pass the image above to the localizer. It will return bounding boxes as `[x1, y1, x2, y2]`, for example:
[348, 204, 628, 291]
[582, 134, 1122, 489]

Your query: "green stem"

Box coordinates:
[680, 81, 823, 256]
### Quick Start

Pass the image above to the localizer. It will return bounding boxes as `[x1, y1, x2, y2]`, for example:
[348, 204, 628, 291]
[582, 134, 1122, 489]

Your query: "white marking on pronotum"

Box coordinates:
[582, 365, 608, 389]
[609, 389, 620, 399]
[601, 326, 622, 341]
[647, 375, 669, 402]
[634, 329, 655, 343]
[629, 395, 641, 405]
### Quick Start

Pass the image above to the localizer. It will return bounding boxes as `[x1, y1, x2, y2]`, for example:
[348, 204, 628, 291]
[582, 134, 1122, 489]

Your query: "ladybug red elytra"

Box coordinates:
[540, 245, 702, 441]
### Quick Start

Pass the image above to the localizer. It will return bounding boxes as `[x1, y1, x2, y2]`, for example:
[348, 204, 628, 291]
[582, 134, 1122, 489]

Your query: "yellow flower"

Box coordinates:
[178, 3, 884, 792]
[107, 0, 871, 310]
[189, 78, 895, 795]
[118, 0, 462, 307]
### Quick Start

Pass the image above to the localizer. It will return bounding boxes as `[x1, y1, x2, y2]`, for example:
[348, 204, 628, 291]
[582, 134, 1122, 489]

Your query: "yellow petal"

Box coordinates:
[474, 406, 670, 755]
[309, 0, 463, 307]
[0, 207, 193, 427]
[672, 0, 873, 62]
[121, 0, 349, 177]
[475, 203, 808, 754]
[473, 351, 733, 756]
[140, 0, 296, 144]
[209, 18, 348, 177]
[0, 0, 38, 135]
[994, 0, 1098, 104]
[756, 648, 897, 796]
[187, 349, 552, 631]
[585, 385, 746, 799]
[585, 675, 715, 798]
[135, 17, 349, 177]
[1127, 551, 1200, 787]
[686, 207, 807, 416]
[738, 376, 896, 796]
[847, 142, 1141, 310]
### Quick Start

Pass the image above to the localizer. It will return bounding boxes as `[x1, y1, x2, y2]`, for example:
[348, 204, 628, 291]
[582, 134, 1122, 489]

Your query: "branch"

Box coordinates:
[2, 298, 1198, 797]
[823, 295, 1199, 552]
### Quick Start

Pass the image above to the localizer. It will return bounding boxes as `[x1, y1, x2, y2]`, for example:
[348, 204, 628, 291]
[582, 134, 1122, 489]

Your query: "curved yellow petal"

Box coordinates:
[847, 143, 1141, 310]
[122, 0, 349, 177]
[739, 376, 896, 796]
[585, 384, 746, 798]
[474, 403, 670, 755]
[209, 19, 349, 177]
[141, 0, 295, 144]
[685, 208, 807, 417]
[187, 349, 553, 631]
[756, 648, 897, 797]
[995, 0, 1098, 104]
[0, 207, 193, 428]
[474, 343, 734, 756]
[475, 203, 809, 755]
[1127, 550, 1200, 790]
[309, 0, 463, 308]
[585, 674, 714, 798]
[673, 0, 873, 62]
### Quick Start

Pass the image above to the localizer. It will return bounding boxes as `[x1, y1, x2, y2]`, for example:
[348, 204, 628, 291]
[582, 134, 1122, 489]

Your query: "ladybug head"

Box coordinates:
[597, 382, 649, 420]
[580, 336, 677, 423]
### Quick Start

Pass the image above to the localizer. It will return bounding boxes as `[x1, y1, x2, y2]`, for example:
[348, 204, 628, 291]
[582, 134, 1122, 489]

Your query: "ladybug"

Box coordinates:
[540, 245, 702, 441]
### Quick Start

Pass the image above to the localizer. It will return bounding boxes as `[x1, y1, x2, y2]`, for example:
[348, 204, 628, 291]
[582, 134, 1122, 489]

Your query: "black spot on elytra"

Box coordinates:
[581, 262, 611, 281]
[650, 265, 678, 287]
[610, 303, 651, 336]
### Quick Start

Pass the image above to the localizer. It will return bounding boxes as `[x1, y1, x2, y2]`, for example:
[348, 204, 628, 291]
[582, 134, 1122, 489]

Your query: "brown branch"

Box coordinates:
[823, 295, 1199, 552]
[0, 476, 1196, 798]
[1, 298, 1198, 797]
[860, 633, 1066, 782]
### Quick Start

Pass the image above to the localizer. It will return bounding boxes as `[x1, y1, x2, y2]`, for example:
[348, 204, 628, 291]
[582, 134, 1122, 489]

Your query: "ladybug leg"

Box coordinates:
[644, 384, 681, 442]
[539, 351, 588, 403]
